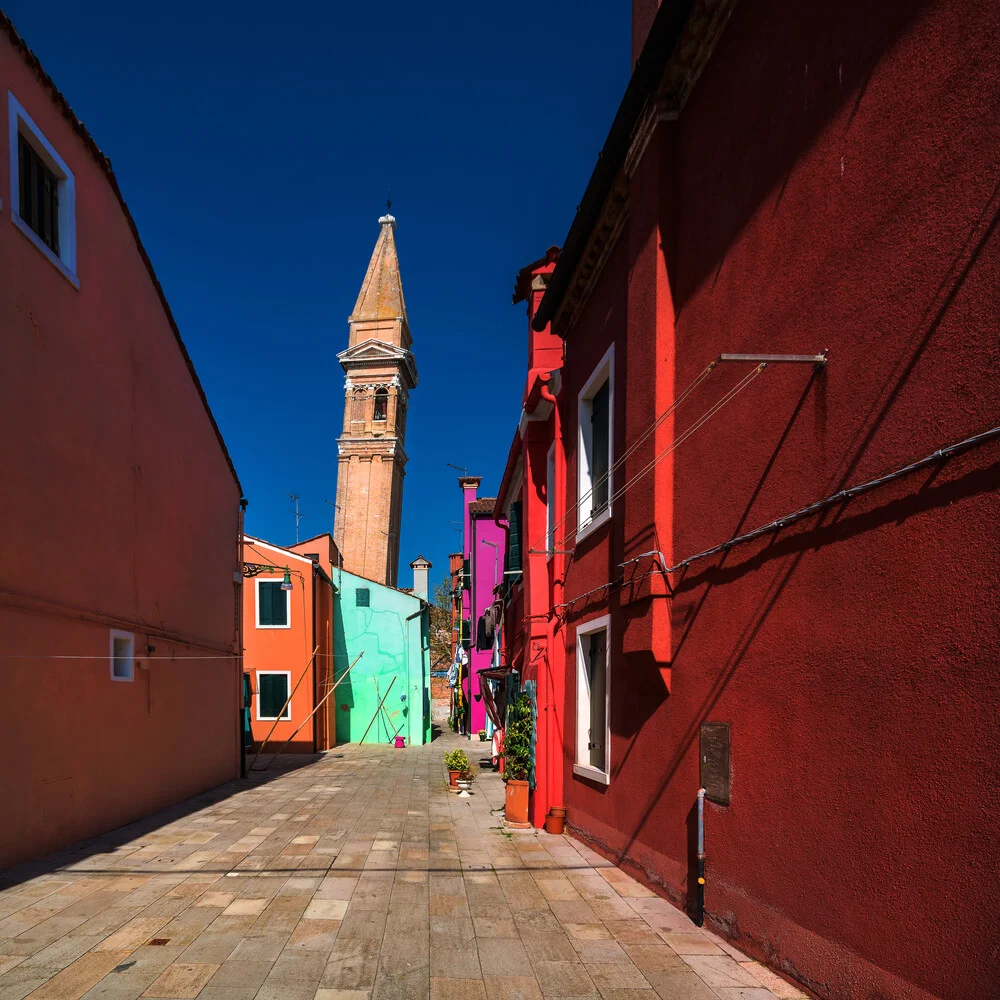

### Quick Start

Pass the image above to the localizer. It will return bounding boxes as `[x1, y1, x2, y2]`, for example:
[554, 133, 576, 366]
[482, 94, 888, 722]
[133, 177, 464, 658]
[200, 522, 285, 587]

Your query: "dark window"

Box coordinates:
[258, 581, 288, 626]
[591, 380, 610, 513]
[373, 388, 388, 421]
[461, 618, 471, 645]
[258, 673, 290, 720]
[587, 630, 607, 770]
[504, 501, 523, 578]
[462, 558, 471, 591]
[356, 588, 370, 607]
[18, 133, 59, 254]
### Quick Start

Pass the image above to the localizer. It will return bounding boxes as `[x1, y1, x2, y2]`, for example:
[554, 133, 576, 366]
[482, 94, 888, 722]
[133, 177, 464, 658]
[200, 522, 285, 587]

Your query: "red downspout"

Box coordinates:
[539, 377, 564, 818]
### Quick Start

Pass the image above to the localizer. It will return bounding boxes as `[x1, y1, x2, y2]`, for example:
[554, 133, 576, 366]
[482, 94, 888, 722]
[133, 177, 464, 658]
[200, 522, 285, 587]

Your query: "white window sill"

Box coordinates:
[575, 504, 612, 544]
[256, 715, 291, 722]
[573, 762, 610, 785]
[255, 623, 291, 630]
[12, 213, 79, 288]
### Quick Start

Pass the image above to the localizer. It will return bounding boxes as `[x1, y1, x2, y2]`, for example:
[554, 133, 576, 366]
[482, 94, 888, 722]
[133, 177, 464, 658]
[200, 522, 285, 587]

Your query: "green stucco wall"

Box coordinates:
[332, 568, 431, 746]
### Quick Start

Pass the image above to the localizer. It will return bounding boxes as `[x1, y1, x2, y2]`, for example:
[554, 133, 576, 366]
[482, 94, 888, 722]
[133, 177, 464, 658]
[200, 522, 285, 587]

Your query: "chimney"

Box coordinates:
[410, 555, 431, 601]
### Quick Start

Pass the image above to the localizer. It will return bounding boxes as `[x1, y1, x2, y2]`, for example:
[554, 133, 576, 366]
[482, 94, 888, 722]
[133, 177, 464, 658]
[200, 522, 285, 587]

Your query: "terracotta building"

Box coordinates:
[0, 14, 244, 869]
[242, 534, 337, 755]
[334, 212, 416, 586]
[493, 2, 1000, 999]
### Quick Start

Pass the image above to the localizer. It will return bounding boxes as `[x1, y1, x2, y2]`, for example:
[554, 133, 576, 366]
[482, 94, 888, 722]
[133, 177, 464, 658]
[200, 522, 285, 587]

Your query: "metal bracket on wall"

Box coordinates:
[718, 350, 828, 365]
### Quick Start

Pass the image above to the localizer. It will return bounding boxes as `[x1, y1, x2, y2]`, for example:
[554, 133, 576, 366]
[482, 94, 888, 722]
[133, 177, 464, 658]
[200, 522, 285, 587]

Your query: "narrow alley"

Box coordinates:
[0, 735, 803, 1000]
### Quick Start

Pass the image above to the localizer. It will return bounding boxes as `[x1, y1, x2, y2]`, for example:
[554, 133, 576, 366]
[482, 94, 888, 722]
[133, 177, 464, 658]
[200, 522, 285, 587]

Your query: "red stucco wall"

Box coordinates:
[556, 2, 1000, 998]
[0, 33, 242, 870]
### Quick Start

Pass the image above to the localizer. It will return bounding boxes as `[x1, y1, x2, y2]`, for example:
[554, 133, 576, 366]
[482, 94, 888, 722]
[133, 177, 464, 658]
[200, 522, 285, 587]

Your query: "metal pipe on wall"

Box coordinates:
[695, 787, 706, 927]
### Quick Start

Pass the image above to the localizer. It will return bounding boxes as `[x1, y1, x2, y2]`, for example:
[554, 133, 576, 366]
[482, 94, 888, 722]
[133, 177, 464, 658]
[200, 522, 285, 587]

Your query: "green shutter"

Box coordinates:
[505, 501, 522, 577]
[258, 581, 287, 626]
[259, 673, 289, 719]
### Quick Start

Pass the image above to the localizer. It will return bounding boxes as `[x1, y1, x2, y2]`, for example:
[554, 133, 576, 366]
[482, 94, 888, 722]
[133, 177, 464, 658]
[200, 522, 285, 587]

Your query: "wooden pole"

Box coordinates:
[256, 652, 365, 767]
[249, 645, 319, 771]
[375, 676, 403, 740]
[358, 675, 396, 746]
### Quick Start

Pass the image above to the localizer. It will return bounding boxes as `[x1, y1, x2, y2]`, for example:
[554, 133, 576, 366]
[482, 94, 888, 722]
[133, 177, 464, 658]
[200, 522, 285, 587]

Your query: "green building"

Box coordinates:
[332, 566, 431, 746]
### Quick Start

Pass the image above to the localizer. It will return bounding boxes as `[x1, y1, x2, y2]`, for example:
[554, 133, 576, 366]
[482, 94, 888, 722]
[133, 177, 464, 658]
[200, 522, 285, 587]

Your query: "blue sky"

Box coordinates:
[8, 1, 629, 589]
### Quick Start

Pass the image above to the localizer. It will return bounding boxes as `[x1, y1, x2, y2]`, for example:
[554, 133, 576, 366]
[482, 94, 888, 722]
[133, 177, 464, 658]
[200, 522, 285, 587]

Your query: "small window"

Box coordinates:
[18, 134, 59, 253]
[356, 587, 370, 607]
[575, 616, 610, 784]
[256, 579, 290, 628]
[109, 629, 134, 682]
[373, 388, 388, 421]
[577, 345, 614, 539]
[257, 671, 291, 721]
[8, 92, 77, 285]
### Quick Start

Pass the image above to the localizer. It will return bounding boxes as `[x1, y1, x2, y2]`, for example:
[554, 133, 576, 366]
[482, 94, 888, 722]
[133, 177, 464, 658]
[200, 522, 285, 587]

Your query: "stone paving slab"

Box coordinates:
[0, 734, 808, 1000]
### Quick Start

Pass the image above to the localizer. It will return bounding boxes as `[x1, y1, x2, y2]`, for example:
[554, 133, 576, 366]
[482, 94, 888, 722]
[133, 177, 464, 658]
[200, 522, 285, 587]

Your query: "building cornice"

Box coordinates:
[535, 0, 740, 339]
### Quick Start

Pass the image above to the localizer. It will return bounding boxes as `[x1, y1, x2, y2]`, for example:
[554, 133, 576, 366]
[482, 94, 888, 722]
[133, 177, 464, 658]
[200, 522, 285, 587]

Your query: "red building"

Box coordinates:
[495, 2, 1000, 998]
[1, 14, 244, 868]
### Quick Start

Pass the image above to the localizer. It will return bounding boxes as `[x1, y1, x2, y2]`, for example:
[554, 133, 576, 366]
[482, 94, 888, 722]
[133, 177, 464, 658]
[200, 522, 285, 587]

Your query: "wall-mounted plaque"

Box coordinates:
[700, 722, 730, 806]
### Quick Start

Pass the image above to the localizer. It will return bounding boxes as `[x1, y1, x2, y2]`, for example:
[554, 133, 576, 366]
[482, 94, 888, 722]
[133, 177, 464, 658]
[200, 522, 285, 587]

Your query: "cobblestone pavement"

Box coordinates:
[0, 733, 807, 1000]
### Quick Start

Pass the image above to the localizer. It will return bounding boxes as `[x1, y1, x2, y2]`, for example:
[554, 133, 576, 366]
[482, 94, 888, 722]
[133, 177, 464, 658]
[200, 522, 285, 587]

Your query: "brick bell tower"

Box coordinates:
[334, 211, 417, 587]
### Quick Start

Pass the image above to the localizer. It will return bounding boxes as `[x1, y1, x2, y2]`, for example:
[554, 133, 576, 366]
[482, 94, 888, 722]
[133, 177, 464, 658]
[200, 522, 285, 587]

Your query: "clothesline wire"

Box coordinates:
[0, 651, 365, 661]
[554, 363, 768, 551]
[548, 364, 767, 609]
[531, 361, 717, 553]
[552, 420, 1000, 616]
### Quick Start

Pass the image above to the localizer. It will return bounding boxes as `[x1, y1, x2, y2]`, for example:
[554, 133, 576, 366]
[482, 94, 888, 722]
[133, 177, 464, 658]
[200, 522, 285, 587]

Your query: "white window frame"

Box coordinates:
[574, 614, 611, 784]
[546, 443, 555, 558]
[255, 577, 291, 629]
[255, 670, 292, 721]
[109, 629, 134, 682]
[8, 92, 78, 287]
[576, 344, 614, 543]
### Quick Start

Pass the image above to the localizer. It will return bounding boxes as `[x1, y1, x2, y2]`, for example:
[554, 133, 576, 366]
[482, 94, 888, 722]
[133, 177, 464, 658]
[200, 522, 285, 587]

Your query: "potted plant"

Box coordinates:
[503, 694, 533, 828]
[444, 748, 469, 787]
[478, 729, 488, 742]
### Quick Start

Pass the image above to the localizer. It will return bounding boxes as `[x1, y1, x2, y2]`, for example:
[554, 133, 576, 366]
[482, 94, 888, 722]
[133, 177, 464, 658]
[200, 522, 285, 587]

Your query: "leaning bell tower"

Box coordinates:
[334, 212, 417, 586]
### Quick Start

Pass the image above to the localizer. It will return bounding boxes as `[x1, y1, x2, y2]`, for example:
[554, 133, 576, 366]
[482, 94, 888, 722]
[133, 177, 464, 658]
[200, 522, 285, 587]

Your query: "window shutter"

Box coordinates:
[259, 674, 289, 719]
[505, 501, 523, 577]
[591, 381, 610, 512]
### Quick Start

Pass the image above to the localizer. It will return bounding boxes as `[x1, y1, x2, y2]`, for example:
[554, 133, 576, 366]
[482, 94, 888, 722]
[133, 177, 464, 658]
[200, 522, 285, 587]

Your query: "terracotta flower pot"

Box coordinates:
[504, 778, 530, 828]
[448, 769, 460, 787]
[544, 810, 565, 835]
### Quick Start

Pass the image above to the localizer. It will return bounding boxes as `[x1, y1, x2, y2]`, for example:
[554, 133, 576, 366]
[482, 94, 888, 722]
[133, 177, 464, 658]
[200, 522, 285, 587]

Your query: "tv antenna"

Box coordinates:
[447, 463, 467, 473]
[285, 493, 305, 543]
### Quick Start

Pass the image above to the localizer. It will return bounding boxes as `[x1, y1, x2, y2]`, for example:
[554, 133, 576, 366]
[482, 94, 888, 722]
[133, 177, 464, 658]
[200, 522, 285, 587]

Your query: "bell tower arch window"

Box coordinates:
[373, 387, 388, 422]
[351, 388, 366, 424]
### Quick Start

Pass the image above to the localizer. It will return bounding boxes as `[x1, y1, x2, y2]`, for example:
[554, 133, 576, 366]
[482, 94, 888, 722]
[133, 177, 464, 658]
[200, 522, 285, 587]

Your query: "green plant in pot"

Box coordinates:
[503, 694, 533, 827]
[478, 728, 488, 742]
[444, 748, 469, 786]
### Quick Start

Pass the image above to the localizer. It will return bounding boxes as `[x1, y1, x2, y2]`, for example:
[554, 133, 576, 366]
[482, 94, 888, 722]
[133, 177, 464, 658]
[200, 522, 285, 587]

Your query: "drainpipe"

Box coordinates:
[539, 375, 562, 822]
[237, 498, 248, 779]
[695, 787, 706, 926]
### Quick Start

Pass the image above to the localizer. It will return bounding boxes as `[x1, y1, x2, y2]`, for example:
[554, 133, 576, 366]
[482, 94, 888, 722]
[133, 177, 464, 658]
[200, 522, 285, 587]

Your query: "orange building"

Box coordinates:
[241, 534, 338, 755]
[0, 15, 244, 869]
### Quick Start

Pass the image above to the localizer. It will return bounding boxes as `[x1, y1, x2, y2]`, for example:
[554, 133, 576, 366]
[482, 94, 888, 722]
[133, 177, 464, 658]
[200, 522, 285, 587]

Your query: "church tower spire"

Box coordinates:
[334, 212, 417, 586]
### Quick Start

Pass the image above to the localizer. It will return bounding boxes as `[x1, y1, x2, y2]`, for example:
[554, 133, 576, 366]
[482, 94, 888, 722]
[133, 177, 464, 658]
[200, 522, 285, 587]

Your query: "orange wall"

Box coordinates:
[242, 539, 317, 753]
[0, 34, 243, 869]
